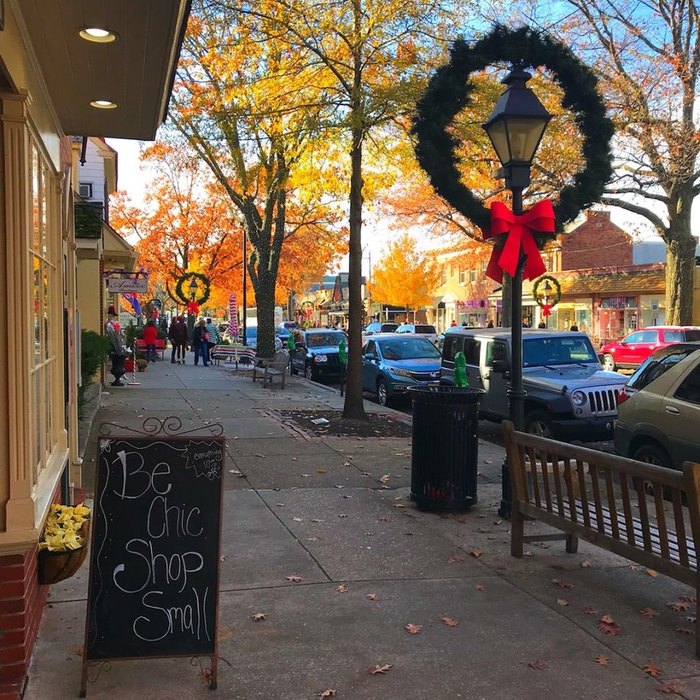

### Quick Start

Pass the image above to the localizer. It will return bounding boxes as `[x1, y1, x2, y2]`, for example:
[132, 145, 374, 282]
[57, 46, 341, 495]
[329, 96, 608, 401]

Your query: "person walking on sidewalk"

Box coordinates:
[142, 320, 158, 362]
[192, 318, 210, 366]
[205, 317, 219, 362]
[169, 315, 189, 364]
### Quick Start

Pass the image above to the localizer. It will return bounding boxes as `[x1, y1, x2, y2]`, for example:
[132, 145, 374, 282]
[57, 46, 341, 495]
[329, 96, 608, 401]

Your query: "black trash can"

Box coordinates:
[408, 386, 485, 511]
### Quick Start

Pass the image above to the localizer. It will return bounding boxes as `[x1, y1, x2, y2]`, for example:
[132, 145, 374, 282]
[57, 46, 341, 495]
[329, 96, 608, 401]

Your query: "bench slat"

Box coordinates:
[589, 464, 606, 535]
[672, 490, 690, 567]
[635, 476, 653, 553]
[653, 483, 671, 560]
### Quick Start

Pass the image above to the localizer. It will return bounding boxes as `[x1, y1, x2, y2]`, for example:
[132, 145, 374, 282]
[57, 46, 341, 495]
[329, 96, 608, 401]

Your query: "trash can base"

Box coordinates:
[410, 492, 477, 512]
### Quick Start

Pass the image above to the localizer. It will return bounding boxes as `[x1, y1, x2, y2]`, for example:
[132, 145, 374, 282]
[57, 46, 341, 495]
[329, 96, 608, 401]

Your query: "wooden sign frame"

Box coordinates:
[80, 420, 224, 696]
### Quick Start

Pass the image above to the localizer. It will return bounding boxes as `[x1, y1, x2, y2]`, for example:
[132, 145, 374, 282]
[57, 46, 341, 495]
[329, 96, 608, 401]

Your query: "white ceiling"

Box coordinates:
[18, 0, 190, 140]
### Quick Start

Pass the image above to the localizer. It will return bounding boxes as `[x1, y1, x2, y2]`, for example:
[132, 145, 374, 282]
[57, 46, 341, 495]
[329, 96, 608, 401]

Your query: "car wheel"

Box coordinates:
[304, 363, 314, 381]
[602, 354, 616, 372]
[525, 411, 554, 439]
[632, 443, 672, 470]
[376, 379, 391, 407]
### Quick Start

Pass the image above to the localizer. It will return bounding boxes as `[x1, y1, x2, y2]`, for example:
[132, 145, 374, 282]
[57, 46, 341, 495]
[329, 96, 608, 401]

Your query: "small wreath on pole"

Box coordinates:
[532, 274, 561, 316]
[173, 272, 211, 307]
[412, 24, 614, 241]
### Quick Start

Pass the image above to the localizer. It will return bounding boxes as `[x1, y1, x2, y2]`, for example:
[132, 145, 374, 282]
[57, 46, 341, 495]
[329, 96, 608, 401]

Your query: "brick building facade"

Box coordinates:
[561, 210, 633, 270]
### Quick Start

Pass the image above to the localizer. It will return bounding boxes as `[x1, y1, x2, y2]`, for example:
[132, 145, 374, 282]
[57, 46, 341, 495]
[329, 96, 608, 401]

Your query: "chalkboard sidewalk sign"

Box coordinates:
[80, 421, 224, 696]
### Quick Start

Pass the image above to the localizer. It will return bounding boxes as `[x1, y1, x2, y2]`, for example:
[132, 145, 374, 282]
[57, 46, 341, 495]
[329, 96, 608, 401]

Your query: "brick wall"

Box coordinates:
[0, 548, 49, 699]
[562, 210, 633, 270]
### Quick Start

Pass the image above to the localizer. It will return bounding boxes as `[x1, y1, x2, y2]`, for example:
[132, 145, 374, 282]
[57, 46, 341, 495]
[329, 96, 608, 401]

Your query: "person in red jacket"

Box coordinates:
[142, 320, 159, 363]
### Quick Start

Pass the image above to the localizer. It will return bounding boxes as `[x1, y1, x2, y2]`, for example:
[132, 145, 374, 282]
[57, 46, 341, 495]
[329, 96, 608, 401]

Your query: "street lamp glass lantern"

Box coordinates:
[483, 67, 552, 168]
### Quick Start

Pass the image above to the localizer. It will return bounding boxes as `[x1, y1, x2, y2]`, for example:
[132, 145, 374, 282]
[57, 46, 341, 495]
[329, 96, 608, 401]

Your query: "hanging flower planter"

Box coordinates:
[38, 504, 91, 585]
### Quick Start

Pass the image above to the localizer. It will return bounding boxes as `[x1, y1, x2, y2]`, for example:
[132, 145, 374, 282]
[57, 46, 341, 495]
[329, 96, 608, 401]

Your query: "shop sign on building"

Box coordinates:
[107, 277, 148, 293]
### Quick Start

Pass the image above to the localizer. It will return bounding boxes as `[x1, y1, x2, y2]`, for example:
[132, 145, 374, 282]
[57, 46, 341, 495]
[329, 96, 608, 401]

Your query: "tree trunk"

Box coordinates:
[342, 0, 368, 422]
[665, 231, 696, 325]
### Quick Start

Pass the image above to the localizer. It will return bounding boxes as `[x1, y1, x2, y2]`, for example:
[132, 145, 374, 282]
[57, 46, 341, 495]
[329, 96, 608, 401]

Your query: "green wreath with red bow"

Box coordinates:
[412, 25, 613, 282]
[172, 271, 211, 315]
[532, 274, 561, 317]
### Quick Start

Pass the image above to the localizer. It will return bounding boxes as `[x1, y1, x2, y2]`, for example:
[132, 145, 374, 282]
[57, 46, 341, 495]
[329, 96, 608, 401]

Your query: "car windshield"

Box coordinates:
[380, 324, 398, 332]
[685, 330, 700, 341]
[415, 325, 436, 334]
[377, 338, 441, 360]
[307, 332, 345, 347]
[523, 336, 598, 366]
[628, 346, 700, 390]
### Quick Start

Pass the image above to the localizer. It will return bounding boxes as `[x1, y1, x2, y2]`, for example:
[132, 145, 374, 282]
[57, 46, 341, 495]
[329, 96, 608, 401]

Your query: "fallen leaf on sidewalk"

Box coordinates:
[319, 690, 336, 698]
[580, 559, 591, 568]
[657, 681, 682, 694]
[582, 607, 598, 616]
[475, 584, 485, 592]
[379, 474, 390, 484]
[404, 623, 422, 634]
[369, 664, 392, 675]
[251, 612, 267, 621]
[441, 616, 459, 627]
[286, 575, 303, 583]
[469, 548, 482, 558]
[668, 600, 690, 612]
[641, 608, 659, 617]
[336, 585, 347, 593]
[379, 515, 392, 522]
[556, 598, 569, 607]
[366, 593, 378, 601]
[311, 519, 325, 523]
[292, 517, 303, 522]
[594, 655, 610, 666]
[528, 660, 548, 671]
[647, 568, 658, 577]
[317, 468, 327, 474]
[447, 553, 465, 564]
[254, 454, 266, 458]
[642, 663, 662, 677]
[553, 578, 575, 590]
[598, 615, 621, 635]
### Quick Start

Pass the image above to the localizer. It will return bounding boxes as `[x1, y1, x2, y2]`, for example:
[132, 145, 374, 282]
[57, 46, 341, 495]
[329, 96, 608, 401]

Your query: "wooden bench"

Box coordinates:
[211, 345, 256, 367]
[502, 420, 700, 656]
[252, 350, 289, 388]
[134, 338, 166, 358]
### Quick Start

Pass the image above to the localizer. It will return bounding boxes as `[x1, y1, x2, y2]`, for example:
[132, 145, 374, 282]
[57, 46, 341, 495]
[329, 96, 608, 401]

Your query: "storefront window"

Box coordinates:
[29, 140, 59, 480]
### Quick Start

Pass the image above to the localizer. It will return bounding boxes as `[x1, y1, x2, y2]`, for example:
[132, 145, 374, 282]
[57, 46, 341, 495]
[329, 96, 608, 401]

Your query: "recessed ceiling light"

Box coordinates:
[90, 100, 118, 110]
[79, 27, 118, 43]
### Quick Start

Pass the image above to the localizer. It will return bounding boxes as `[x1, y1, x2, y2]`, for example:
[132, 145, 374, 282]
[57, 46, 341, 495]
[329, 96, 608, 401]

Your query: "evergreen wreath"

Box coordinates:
[532, 274, 561, 308]
[174, 271, 211, 306]
[412, 24, 614, 240]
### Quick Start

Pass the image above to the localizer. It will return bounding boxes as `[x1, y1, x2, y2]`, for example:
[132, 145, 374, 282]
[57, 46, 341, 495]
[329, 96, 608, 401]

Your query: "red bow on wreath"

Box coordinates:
[485, 200, 555, 283]
[541, 304, 553, 317]
[187, 301, 200, 315]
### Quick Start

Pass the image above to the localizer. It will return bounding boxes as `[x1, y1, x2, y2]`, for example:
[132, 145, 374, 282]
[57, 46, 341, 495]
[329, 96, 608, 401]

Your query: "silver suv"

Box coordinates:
[614, 343, 700, 469]
[440, 328, 627, 442]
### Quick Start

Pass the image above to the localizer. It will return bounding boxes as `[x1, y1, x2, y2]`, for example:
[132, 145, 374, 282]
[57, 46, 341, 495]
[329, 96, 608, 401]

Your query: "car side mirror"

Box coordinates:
[364, 352, 376, 361]
[491, 359, 508, 373]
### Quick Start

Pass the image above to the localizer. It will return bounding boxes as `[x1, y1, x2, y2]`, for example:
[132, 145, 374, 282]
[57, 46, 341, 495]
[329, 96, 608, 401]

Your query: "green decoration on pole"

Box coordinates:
[338, 337, 348, 367]
[454, 351, 469, 388]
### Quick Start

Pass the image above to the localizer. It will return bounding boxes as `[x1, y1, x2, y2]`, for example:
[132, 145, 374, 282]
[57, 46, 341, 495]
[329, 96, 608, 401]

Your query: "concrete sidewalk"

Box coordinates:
[25, 359, 700, 699]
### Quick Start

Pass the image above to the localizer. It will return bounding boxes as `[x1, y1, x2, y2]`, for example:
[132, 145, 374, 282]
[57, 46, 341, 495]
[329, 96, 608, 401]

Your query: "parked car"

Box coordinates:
[244, 326, 282, 352]
[395, 323, 438, 344]
[361, 334, 441, 406]
[440, 328, 627, 441]
[600, 326, 700, 371]
[290, 329, 347, 381]
[363, 322, 398, 341]
[614, 343, 700, 469]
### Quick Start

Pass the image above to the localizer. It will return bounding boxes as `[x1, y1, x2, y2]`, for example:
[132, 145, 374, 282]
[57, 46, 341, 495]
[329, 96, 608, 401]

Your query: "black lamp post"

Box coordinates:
[482, 64, 551, 519]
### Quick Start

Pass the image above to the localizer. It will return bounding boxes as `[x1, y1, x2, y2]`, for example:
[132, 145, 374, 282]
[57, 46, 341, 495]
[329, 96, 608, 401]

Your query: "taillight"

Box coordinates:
[616, 389, 630, 406]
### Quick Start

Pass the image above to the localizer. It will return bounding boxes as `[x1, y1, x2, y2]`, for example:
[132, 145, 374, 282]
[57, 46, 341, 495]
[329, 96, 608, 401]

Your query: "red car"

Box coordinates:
[600, 326, 700, 371]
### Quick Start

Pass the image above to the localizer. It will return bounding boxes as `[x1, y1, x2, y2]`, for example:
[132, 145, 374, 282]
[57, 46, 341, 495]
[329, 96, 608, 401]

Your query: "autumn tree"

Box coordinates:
[369, 234, 443, 318]
[222, 0, 469, 419]
[523, 0, 700, 323]
[169, 1, 345, 357]
[110, 143, 245, 314]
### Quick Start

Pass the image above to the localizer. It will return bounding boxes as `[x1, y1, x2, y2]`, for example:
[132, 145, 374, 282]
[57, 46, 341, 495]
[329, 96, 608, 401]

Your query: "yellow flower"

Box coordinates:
[39, 503, 91, 552]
